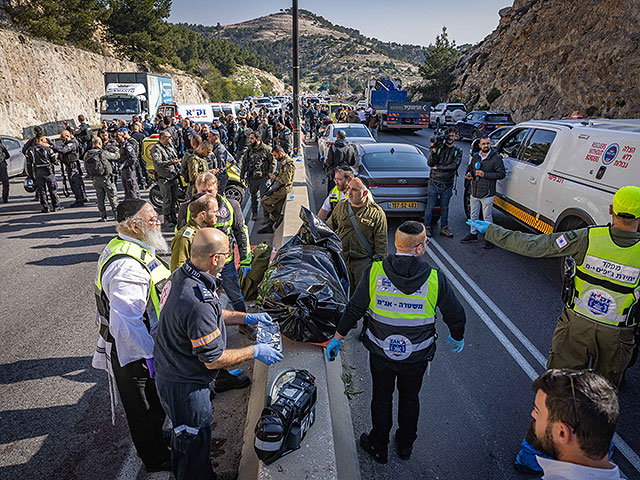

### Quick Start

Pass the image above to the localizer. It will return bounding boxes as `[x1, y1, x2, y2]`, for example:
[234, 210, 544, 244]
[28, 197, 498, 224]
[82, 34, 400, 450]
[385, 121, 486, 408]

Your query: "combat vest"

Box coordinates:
[94, 237, 171, 341]
[365, 261, 439, 363]
[329, 186, 348, 210]
[571, 227, 640, 327]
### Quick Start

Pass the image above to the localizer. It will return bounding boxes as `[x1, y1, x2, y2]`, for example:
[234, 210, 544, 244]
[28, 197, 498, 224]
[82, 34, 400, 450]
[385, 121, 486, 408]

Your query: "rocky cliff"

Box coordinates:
[0, 28, 209, 137]
[448, 0, 640, 121]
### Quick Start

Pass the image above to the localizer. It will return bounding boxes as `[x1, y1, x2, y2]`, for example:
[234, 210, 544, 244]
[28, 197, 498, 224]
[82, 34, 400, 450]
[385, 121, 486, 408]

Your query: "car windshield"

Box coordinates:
[363, 150, 427, 171]
[101, 97, 139, 114]
[339, 127, 372, 138]
[487, 114, 511, 123]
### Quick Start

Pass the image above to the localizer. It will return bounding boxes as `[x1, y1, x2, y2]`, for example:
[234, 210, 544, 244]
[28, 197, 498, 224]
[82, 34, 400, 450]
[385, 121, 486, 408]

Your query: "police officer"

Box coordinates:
[209, 130, 231, 194]
[91, 199, 172, 473]
[0, 139, 9, 203]
[424, 127, 462, 238]
[317, 166, 353, 221]
[326, 177, 388, 292]
[258, 116, 273, 146]
[151, 131, 180, 226]
[154, 228, 283, 480]
[467, 185, 640, 473]
[73, 114, 93, 155]
[274, 122, 292, 155]
[53, 129, 88, 207]
[324, 130, 356, 194]
[27, 135, 61, 213]
[115, 128, 141, 200]
[131, 122, 151, 189]
[326, 221, 466, 463]
[241, 131, 274, 221]
[258, 146, 295, 234]
[234, 119, 251, 160]
[84, 136, 120, 221]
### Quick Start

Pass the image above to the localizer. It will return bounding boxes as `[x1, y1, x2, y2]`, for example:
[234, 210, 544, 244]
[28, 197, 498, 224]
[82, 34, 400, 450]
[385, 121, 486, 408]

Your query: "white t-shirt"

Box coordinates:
[321, 190, 348, 212]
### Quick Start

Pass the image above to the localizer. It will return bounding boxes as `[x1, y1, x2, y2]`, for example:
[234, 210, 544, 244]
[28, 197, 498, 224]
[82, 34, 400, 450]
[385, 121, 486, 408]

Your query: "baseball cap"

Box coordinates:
[612, 186, 640, 218]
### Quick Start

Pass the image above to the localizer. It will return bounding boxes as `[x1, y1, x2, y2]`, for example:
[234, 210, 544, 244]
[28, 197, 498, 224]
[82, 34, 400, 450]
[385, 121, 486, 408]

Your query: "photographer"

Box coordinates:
[424, 127, 462, 238]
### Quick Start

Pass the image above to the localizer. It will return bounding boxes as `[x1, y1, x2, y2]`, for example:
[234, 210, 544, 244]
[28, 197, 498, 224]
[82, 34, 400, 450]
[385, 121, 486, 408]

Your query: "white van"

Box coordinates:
[469, 119, 640, 232]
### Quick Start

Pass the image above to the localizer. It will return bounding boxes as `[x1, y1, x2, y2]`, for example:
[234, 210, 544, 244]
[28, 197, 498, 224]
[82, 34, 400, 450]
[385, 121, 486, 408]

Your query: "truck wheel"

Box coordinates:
[225, 183, 245, 205]
[149, 185, 163, 209]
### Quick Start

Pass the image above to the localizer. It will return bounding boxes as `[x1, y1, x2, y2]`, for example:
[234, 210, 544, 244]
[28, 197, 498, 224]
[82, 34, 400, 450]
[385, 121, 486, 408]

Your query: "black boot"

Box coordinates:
[214, 369, 251, 393]
[258, 222, 274, 234]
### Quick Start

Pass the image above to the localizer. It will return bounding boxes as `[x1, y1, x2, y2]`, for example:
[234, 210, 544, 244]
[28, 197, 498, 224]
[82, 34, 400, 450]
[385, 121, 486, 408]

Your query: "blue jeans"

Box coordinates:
[424, 183, 453, 228]
[156, 378, 215, 480]
[221, 260, 246, 312]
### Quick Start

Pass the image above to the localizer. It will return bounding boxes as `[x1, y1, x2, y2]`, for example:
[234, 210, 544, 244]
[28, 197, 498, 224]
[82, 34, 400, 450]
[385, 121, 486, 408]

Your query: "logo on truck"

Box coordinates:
[602, 143, 619, 165]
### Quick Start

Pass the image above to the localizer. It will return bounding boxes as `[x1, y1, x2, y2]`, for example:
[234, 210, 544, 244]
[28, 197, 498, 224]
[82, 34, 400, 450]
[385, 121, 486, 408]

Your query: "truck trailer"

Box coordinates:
[365, 77, 430, 131]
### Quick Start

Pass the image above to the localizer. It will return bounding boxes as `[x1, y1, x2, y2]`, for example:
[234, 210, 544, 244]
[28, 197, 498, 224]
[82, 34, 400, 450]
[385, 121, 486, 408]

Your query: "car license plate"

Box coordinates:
[388, 202, 418, 209]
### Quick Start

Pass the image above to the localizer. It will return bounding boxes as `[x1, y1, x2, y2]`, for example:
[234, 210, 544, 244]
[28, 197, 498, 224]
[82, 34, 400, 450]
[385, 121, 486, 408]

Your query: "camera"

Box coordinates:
[430, 128, 447, 149]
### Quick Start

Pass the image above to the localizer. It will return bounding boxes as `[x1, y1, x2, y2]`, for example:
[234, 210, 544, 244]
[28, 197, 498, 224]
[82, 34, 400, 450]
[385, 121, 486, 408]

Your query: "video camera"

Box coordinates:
[430, 128, 447, 149]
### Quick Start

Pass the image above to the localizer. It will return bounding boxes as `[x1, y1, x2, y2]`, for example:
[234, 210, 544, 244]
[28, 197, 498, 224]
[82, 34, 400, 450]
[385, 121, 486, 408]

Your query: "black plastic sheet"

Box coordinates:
[257, 207, 350, 342]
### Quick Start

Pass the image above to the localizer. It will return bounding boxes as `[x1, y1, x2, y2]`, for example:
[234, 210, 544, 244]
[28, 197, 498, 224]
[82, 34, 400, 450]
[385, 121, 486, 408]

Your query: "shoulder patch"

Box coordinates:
[159, 280, 172, 311]
[556, 235, 568, 249]
[148, 259, 160, 271]
[183, 227, 195, 238]
[566, 230, 578, 241]
[198, 284, 215, 302]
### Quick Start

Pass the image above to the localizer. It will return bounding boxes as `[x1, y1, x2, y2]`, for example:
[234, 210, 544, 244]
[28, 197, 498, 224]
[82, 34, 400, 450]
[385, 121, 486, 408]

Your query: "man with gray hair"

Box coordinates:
[92, 199, 172, 473]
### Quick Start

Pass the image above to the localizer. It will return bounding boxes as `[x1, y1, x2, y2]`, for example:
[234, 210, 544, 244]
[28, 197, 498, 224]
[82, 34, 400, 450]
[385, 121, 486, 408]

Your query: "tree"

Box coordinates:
[418, 27, 460, 103]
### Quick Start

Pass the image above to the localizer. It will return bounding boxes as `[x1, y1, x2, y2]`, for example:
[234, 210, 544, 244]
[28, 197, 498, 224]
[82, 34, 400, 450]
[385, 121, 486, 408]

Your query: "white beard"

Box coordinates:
[141, 226, 169, 253]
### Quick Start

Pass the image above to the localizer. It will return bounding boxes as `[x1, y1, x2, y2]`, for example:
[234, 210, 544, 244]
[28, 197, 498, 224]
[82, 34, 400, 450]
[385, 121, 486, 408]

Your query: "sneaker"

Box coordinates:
[394, 433, 412, 460]
[460, 233, 478, 244]
[257, 223, 274, 234]
[238, 324, 257, 341]
[440, 226, 453, 238]
[513, 439, 546, 473]
[425, 226, 433, 238]
[214, 369, 251, 393]
[359, 433, 387, 464]
[482, 240, 494, 250]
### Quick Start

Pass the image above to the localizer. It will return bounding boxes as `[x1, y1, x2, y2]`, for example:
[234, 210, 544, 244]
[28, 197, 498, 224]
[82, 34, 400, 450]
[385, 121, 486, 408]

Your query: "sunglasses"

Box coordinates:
[564, 370, 587, 432]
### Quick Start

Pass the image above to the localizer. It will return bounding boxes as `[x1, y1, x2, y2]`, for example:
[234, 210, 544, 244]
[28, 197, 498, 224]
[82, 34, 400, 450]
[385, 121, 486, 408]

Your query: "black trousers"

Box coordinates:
[369, 353, 429, 451]
[64, 162, 87, 201]
[0, 161, 9, 202]
[35, 168, 60, 209]
[110, 347, 170, 469]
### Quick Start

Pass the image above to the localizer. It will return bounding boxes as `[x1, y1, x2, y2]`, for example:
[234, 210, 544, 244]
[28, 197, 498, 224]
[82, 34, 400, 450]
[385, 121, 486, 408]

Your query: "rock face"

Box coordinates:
[0, 28, 208, 137]
[448, 0, 640, 121]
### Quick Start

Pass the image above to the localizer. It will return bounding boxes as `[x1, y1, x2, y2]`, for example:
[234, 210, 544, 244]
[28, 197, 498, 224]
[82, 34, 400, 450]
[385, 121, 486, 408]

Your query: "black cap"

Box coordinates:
[116, 198, 147, 222]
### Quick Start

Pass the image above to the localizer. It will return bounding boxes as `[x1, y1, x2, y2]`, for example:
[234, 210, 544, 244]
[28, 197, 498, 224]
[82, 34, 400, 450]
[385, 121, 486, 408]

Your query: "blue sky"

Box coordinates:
[169, 0, 512, 47]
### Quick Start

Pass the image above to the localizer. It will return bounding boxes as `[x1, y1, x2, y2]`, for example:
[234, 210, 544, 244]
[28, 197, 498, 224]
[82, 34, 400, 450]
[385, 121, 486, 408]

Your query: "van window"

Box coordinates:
[499, 128, 531, 159]
[521, 129, 556, 165]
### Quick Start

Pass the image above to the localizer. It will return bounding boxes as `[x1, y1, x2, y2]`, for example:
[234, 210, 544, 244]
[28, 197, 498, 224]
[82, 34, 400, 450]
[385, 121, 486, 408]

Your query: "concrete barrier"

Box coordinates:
[238, 145, 360, 480]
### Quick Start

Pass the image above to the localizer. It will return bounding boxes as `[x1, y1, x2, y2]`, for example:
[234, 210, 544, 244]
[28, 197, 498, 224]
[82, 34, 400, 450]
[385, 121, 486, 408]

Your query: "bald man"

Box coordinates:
[154, 228, 283, 479]
[326, 221, 466, 464]
[326, 177, 388, 293]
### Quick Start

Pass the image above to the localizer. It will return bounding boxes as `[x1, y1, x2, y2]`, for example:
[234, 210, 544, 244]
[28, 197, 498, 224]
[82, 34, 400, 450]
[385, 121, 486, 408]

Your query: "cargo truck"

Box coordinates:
[97, 72, 173, 123]
[364, 77, 430, 132]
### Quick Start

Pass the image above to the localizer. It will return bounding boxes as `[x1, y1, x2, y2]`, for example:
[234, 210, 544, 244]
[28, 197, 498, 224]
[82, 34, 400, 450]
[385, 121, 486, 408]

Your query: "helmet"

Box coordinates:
[23, 177, 36, 193]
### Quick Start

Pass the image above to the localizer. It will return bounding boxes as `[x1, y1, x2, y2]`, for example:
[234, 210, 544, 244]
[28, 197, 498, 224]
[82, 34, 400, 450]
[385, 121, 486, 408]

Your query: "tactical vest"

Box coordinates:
[329, 186, 348, 210]
[365, 261, 439, 363]
[95, 237, 171, 341]
[571, 227, 640, 327]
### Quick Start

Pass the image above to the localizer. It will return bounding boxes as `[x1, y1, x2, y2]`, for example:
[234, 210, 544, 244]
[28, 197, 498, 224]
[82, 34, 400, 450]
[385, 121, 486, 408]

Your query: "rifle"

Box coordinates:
[60, 164, 71, 197]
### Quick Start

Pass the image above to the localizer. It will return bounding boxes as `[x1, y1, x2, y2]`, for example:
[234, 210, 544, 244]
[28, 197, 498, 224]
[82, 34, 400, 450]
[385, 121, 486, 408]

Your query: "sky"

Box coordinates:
[169, 0, 512, 47]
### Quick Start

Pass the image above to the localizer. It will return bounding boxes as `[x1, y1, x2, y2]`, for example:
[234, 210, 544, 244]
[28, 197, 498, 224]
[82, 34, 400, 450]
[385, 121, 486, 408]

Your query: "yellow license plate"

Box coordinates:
[388, 202, 418, 209]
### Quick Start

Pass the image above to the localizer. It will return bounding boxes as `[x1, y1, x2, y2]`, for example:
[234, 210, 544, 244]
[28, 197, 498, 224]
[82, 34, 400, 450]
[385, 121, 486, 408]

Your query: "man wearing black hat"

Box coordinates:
[115, 128, 140, 199]
[92, 199, 172, 473]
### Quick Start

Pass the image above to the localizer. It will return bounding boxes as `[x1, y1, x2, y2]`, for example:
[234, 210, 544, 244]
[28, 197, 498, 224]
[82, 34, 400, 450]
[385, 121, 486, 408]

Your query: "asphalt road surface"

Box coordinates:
[304, 128, 640, 480]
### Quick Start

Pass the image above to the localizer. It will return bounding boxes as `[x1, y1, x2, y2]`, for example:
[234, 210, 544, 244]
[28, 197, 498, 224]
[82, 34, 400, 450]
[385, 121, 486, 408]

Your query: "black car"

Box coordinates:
[456, 110, 515, 140]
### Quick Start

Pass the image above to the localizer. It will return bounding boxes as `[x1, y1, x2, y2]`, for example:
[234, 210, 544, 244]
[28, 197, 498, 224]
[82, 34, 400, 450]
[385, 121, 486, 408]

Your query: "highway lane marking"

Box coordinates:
[427, 239, 640, 474]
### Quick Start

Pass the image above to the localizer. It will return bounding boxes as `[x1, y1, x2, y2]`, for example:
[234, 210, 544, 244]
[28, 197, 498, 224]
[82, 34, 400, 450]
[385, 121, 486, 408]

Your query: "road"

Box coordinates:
[304, 128, 640, 479]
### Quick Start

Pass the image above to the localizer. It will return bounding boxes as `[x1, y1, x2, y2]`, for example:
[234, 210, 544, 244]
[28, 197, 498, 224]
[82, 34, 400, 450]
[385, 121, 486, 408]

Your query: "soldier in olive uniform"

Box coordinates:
[151, 131, 180, 227]
[187, 140, 212, 197]
[241, 131, 275, 221]
[258, 146, 296, 234]
[170, 194, 219, 272]
[274, 122, 292, 155]
[468, 185, 640, 474]
[327, 177, 388, 292]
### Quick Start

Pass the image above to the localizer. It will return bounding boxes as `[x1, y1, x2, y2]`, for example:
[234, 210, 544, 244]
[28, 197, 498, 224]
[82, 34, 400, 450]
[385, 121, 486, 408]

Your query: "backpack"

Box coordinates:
[84, 149, 109, 177]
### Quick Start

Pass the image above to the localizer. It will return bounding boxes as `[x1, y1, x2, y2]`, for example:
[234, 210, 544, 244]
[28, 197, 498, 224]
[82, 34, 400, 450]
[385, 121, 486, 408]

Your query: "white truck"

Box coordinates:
[464, 118, 640, 233]
[97, 72, 173, 123]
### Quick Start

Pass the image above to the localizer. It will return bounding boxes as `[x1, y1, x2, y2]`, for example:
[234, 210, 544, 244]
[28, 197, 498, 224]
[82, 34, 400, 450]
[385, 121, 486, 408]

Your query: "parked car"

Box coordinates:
[456, 110, 515, 140]
[356, 142, 439, 221]
[1, 135, 26, 177]
[317, 123, 377, 161]
[429, 102, 467, 128]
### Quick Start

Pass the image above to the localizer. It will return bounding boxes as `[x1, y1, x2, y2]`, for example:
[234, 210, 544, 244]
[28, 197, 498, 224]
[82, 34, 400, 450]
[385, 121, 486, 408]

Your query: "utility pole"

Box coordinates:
[292, 0, 301, 153]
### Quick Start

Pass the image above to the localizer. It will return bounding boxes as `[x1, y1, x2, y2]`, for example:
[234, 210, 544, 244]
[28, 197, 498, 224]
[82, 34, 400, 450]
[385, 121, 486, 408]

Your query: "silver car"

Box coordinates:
[1, 135, 26, 177]
[318, 123, 377, 161]
[357, 143, 439, 220]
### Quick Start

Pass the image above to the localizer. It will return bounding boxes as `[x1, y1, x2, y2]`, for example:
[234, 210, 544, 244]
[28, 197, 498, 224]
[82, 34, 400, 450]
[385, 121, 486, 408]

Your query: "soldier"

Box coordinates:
[115, 128, 141, 200]
[84, 136, 120, 221]
[209, 130, 231, 194]
[234, 119, 251, 161]
[27, 135, 61, 213]
[258, 146, 296, 234]
[274, 122, 292, 155]
[187, 140, 212, 197]
[241, 131, 274, 221]
[326, 177, 388, 292]
[53, 129, 88, 207]
[150, 131, 180, 227]
[258, 116, 273, 146]
[131, 122, 150, 189]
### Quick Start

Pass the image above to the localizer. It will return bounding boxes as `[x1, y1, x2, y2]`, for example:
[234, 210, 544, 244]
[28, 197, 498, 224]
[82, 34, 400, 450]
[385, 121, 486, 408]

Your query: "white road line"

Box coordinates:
[427, 241, 640, 474]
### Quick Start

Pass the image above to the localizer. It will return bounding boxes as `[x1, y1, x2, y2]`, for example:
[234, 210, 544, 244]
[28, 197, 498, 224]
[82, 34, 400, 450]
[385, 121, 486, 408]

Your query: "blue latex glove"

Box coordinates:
[245, 312, 274, 326]
[446, 335, 464, 353]
[326, 338, 342, 361]
[253, 343, 284, 365]
[145, 358, 156, 379]
[465, 219, 491, 234]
